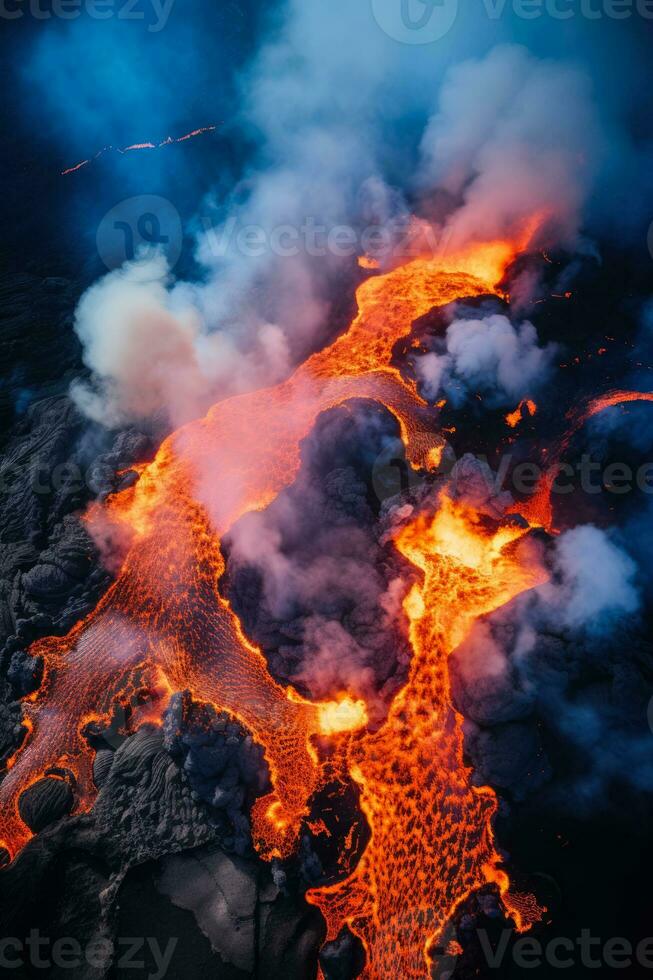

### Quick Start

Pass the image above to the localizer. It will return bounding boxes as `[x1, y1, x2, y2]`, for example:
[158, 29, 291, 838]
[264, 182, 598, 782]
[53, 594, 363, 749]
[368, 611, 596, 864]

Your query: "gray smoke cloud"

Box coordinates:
[419, 43, 602, 250]
[71, 254, 291, 428]
[451, 521, 645, 806]
[69, 9, 607, 429]
[416, 312, 556, 406]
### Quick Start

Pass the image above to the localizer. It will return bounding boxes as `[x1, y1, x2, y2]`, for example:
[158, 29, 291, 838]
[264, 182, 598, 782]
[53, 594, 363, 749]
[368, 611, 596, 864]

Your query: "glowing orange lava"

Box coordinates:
[307, 495, 548, 976]
[505, 398, 538, 428]
[1, 229, 552, 975]
[317, 696, 368, 737]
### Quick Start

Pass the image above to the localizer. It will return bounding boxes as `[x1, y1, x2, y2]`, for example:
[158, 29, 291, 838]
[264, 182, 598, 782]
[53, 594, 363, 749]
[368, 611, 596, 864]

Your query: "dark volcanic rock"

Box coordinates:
[223, 406, 415, 724]
[155, 846, 324, 979]
[92, 748, 115, 789]
[18, 775, 74, 833]
[319, 926, 366, 980]
[7, 649, 43, 697]
[164, 693, 269, 856]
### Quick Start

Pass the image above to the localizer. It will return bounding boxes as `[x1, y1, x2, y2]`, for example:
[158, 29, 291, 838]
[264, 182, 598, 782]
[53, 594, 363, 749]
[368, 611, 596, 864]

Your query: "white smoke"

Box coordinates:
[419, 44, 602, 250]
[71, 254, 291, 428]
[416, 313, 556, 405]
[70, 22, 603, 428]
[546, 524, 640, 630]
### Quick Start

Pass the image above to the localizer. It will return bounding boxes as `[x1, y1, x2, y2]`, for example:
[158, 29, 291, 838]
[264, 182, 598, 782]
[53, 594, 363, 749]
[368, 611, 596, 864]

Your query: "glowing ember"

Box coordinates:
[505, 398, 537, 428]
[60, 125, 218, 176]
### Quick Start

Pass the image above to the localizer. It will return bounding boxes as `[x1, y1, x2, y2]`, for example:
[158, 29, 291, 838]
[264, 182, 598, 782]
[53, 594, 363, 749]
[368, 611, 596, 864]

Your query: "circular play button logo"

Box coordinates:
[371, 0, 459, 44]
[97, 195, 183, 274]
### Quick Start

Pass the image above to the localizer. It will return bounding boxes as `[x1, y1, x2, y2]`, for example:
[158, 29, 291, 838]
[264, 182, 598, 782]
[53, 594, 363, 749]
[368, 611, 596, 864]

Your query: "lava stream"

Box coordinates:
[307, 495, 548, 977]
[60, 125, 218, 175]
[1, 232, 558, 977]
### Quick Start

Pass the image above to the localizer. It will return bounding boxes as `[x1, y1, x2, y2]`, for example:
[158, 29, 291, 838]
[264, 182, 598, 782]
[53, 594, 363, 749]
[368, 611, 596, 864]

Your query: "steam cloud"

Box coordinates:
[71, 254, 291, 428]
[547, 524, 640, 630]
[69, 28, 605, 428]
[419, 44, 602, 249]
[452, 521, 644, 804]
[416, 312, 556, 406]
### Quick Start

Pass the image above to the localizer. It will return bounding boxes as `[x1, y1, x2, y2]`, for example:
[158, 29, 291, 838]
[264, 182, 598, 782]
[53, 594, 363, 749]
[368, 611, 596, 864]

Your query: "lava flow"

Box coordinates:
[308, 495, 548, 977]
[0, 226, 576, 975]
[60, 125, 218, 175]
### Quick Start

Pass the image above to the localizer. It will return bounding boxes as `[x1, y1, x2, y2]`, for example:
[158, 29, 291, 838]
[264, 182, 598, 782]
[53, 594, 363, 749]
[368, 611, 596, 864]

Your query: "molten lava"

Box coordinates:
[317, 697, 369, 737]
[0, 227, 584, 975]
[308, 494, 548, 977]
[505, 398, 537, 428]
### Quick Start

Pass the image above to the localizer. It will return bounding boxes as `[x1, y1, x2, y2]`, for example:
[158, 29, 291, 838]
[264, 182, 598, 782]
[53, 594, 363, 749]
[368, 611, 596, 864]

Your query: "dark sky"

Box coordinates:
[1, 2, 652, 276]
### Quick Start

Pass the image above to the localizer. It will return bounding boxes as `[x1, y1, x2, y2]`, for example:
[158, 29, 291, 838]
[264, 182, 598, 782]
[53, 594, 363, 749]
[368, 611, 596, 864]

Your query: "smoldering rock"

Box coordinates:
[451, 575, 653, 810]
[0, 388, 157, 781]
[0, 720, 261, 964]
[464, 720, 551, 801]
[90, 723, 218, 865]
[85, 429, 153, 499]
[157, 847, 259, 974]
[18, 775, 74, 833]
[0, 678, 22, 763]
[16, 517, 107, 629]
[319, 926, 366, 980]
[298, 833, 324, 884]
[0, 392, 153, 658]
[92, 748, 115, 789]
[449, 619, 534, 727]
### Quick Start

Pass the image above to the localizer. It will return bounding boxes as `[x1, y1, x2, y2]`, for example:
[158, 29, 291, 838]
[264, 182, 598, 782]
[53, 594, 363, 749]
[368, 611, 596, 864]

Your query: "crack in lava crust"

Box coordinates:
[1, 240, 549, 975]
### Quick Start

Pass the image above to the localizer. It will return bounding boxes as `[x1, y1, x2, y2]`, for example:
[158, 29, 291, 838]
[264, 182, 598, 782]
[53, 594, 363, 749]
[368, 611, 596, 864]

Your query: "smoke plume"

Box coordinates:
[416, 313, 556, 406]
[68, 22, 608, 428]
